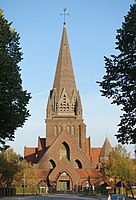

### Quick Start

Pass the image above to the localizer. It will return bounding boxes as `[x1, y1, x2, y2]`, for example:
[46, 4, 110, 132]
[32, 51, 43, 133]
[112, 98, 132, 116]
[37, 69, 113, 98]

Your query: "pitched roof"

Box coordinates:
[99, 136, 112, 158]
[38, 137, 46, 151]
[24, 147, 37, 163]
[36, 130, 92, 168]
[34, 168, 50, 179]
[24, 147, 37, 156]
[91, 147, 102, 166]
[76, 168, 103, 180]
[53, 23, 77, 98]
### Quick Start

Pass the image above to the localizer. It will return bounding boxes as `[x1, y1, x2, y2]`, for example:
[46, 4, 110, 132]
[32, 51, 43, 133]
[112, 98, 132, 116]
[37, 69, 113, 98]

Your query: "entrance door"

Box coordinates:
[59, 180, 70, 191]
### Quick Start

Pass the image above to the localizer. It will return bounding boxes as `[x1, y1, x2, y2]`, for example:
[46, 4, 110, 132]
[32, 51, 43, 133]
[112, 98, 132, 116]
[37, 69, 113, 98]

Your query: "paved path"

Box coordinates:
[0, 194, 105, 200]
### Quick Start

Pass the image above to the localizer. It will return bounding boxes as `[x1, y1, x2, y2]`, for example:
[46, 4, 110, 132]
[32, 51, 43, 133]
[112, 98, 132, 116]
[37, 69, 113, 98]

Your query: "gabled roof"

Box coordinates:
[53, 23, 77, 98]
[99, 136, 112, 158]
[36, 130, 92, 168]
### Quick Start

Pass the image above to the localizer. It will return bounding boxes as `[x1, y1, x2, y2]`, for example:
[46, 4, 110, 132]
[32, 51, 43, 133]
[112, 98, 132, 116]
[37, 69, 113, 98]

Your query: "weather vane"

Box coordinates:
[60, 8, 69, 24]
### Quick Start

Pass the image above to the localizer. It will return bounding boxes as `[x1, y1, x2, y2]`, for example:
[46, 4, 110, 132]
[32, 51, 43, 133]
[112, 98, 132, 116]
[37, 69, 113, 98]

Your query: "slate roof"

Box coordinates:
[99, 136, 112, 159]
[53, 23, 77, 98]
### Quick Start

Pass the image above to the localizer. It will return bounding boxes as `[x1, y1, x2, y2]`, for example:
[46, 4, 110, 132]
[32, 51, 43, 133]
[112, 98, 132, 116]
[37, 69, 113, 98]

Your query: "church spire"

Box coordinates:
[47, 23, 82, 119]
[46, 22, 85, 150]
[53, 23, 77, 98]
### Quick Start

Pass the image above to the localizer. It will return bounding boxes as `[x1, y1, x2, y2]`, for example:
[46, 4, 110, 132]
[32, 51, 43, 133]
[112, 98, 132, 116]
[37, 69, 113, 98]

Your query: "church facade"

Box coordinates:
[24, 23, 112, 191]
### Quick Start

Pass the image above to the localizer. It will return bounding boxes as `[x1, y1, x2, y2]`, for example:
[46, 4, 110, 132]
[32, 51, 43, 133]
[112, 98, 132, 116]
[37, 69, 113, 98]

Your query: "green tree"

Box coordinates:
[13, 159, 39, 195]
[103, 144, 135, 197]
[0, 148, 21, 187]
[97, 4, 136, 145]
[14, 159, 38, 187]
[0, 8, 31, 150]
[0, 148, 38, 190]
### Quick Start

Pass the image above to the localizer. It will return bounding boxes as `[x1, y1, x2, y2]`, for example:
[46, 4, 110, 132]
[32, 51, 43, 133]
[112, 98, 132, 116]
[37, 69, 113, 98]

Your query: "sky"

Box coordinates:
[0, 0, 135, 157]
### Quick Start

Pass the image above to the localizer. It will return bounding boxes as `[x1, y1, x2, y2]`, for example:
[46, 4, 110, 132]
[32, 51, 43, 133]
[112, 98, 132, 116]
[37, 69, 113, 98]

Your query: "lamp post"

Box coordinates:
[23, 170, 25, 196]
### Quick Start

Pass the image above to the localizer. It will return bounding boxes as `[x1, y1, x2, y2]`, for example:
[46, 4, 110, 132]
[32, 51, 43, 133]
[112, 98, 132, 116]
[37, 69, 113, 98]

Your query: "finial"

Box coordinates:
[60, 8, 69, 25]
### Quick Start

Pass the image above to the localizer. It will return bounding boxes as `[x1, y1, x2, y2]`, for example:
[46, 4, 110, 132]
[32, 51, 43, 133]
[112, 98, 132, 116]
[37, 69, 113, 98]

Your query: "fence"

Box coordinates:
[0, 188, 16, 197]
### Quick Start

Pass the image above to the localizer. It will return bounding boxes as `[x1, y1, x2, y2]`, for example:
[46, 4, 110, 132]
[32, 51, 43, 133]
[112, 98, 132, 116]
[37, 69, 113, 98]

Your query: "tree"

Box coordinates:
[0, 148, 21, 187]
[0, 148, 38, 190]
[14, 159, 38, 187]
[0, 8, 31, 150]
[102, 144, 135, 197]
[97, 4, 136, 145]
[13, 159, 39, 195]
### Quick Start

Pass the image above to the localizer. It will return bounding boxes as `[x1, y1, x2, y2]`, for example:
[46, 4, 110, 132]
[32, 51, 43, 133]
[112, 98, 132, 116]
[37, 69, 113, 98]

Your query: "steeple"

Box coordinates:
[46, 22, 85, 150]
[99, 136, 112, 162]
[53, 23, 77, 98]
[46, 23, 82, 119]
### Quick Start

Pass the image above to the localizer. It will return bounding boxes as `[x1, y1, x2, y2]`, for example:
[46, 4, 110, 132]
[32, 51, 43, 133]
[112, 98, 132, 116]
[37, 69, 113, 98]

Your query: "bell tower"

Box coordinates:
[46, 23, 86, 154]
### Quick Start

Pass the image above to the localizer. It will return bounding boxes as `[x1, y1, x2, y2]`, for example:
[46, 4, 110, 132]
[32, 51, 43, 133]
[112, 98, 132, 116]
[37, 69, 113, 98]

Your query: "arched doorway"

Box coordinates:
[56, 171, 73, 191]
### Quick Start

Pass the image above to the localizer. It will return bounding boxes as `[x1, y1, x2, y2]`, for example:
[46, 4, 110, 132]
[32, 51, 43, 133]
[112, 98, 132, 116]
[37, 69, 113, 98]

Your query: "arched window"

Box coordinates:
[71, 103, 74, 111]
[67, 125, 70, 133]
[59, 142, 70, 161]
[79, 125, 81, 148]
[53, 96, 56, 111]
[60, 171, 67, 176]
[71, 125, 75, 135]
[62, 94, 66, 111]
[58, 125, 62, 134]
[60, 103, 63, 111]
[54, 125, 58, 135]
[47, 159, 56, 169]
[74, 159, 82, 169]
[67, 103, 69, 111]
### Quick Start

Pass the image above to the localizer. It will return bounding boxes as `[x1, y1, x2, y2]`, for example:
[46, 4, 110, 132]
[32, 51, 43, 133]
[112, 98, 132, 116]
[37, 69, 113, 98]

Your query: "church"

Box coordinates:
[24, 21, 112, 191]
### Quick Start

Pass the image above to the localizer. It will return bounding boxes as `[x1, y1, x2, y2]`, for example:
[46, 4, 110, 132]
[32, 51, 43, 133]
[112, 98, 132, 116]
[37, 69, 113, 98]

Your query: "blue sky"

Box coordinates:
[0, 0, 135, 157]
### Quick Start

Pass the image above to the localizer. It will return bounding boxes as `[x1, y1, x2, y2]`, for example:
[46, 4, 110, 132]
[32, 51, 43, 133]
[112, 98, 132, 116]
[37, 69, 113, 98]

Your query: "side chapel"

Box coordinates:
[24, 22, 112, 191]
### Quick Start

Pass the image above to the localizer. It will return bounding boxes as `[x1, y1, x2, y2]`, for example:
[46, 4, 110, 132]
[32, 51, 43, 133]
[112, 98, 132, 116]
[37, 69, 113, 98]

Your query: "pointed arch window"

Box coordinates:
[63, 94, 66, 111]
[67, 103, 69, 111]
[60, 172, 67, 176]
[53, 96, 56, 111]
[71, 125, 75, 135]
[71, 103, 74, 111]
[54, 125, 58, 135]
[58, 125, 62, 134]
[67, 125, 70, 133]
[60, 103, 63, 111]
[74, 159, 82, 169]
[47, 159, 56, 169]
[59, 142, 70, 161]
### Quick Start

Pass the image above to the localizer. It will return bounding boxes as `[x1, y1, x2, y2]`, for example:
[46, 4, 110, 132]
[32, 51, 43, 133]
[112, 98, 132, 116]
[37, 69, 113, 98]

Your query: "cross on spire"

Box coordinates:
[60, 8, 69, 24]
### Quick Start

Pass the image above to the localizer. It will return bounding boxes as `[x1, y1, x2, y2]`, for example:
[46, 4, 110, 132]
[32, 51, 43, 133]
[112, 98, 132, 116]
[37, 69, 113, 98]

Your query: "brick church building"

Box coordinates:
[24, 22, 112, 191]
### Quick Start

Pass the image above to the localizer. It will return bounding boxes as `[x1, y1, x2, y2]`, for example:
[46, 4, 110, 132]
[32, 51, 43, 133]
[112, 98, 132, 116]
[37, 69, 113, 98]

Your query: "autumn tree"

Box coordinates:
[103, 144, 135, 197]
[14, 159, 38, 188]
[97, 4, 136, 145]
[0, 8, 31, 150]
[0, 148, 38, 192]
[0, 148, 21, 187]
